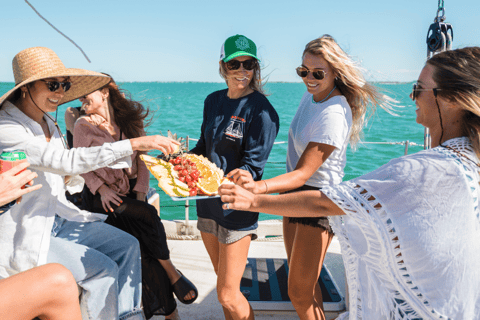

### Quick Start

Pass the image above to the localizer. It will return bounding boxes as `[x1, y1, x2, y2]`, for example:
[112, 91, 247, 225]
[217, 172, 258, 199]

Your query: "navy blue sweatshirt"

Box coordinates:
[190, 89, 279, 230]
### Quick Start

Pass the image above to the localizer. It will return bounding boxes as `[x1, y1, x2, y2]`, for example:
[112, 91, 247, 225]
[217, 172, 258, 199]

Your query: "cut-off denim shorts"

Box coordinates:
[197, 217, 258, 244]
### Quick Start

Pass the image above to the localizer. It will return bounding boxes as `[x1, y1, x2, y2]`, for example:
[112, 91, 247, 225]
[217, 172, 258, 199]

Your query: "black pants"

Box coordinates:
[83, 181, 176, 318]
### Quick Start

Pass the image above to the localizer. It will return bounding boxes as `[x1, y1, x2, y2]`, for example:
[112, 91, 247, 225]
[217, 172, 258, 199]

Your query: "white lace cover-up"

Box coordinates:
[323, 137, 480, 319]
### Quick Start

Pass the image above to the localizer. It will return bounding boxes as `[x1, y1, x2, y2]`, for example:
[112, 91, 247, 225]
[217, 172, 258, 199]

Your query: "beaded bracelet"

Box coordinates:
[263, 180, 269, 194]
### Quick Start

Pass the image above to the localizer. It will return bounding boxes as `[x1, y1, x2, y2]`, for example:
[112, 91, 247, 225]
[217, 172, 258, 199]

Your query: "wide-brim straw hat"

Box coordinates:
[0, 47, 111, 106]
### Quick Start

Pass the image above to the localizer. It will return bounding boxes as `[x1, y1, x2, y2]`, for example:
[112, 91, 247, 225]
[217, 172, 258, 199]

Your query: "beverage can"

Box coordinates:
[0, 151, 27, 173]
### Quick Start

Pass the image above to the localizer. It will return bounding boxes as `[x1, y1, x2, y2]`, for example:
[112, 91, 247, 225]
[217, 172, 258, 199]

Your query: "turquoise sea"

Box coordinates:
[0, 82, 421, 221]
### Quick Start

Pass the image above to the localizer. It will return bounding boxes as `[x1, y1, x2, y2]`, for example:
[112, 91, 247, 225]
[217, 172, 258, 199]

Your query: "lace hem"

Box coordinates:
[325, 181, 452, 319]
[438, 138, 480, 222]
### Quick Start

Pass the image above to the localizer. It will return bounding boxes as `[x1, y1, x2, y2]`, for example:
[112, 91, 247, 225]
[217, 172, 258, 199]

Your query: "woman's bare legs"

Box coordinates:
[201, 231, 233, 320]
[283, 217, 333, 320]
[0, 263, 81, 320]
[201, 231, 254, 320]
[284, 217, 325, 308]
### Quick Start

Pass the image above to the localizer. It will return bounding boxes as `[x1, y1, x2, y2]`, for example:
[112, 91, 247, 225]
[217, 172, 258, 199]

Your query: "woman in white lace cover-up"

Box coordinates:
[219, 47, 480, 319]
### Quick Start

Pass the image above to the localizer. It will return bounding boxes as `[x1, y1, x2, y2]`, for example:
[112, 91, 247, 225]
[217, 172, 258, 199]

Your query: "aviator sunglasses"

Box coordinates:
[41, 80, 72, 93]
[411, 83, 441, 101]
[225, 59, 257, 71]
[296, 67, 327, 80]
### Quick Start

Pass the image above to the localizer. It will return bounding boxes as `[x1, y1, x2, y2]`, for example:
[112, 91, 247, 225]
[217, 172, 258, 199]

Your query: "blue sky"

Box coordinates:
[1, 0, 478, 82]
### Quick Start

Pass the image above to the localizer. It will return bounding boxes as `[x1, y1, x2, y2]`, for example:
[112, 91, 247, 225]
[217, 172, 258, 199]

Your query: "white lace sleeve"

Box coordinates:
[320, 141, 480, 319]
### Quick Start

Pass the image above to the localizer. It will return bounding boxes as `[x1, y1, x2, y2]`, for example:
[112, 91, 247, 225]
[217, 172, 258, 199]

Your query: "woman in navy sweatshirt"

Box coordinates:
[190, 34, 279, 320]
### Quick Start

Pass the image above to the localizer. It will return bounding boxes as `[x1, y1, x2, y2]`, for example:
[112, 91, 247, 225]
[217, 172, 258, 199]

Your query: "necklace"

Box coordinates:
[25, 87, 69, 149]
[441, 144, 480, 168]
[312, 85, 336, 104]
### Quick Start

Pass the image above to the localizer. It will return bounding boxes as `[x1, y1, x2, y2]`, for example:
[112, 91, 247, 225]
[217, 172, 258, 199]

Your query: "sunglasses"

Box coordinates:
[41, 80, 72, 93]
[225, 59, 257, 71]
[296, 67, 327, 80]
[411, 83, 440, 101]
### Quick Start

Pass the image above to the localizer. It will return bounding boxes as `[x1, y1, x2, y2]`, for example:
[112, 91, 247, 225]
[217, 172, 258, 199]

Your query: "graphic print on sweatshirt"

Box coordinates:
[225, 115, 245, 140]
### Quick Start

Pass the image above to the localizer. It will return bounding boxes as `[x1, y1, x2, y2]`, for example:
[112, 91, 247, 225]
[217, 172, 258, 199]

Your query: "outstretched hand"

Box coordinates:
[0, 162, 42, 206]
[130, 135, 180, 154]
[218, 183, 256, 211]
[226, 169, 257, 193]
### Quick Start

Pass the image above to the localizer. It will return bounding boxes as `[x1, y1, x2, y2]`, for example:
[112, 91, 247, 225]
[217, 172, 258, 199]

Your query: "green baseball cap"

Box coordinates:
[220, 35, 259, 62]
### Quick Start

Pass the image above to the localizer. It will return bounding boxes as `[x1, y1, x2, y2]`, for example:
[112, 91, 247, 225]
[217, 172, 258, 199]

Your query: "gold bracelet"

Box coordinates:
[263, 180, 269, 194]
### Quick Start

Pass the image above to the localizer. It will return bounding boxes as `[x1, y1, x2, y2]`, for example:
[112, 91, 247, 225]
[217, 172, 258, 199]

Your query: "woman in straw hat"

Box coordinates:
[189, 34, 279, 320]
[0, 46, 179, 320]
[219, 47, 480, 319]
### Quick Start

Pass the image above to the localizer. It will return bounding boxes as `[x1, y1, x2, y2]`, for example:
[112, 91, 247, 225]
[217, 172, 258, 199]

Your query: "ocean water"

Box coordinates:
[0, 82, 422, 221]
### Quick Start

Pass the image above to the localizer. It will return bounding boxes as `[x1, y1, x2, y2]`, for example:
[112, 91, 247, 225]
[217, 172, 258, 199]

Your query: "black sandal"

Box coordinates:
[172, 269, 198, 304]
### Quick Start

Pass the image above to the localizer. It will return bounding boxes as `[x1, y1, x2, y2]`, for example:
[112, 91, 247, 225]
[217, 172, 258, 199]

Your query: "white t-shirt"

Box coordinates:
[286, 92, 352, 187]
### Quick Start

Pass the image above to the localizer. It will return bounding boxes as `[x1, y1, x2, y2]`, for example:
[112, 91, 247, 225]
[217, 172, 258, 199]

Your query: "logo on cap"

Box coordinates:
[235, 37, 250, 51]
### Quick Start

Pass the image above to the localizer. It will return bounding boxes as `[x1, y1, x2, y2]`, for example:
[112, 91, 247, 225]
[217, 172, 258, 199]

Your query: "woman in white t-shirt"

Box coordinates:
[220, 46, 480, 320]
[228, 35, 387, 319]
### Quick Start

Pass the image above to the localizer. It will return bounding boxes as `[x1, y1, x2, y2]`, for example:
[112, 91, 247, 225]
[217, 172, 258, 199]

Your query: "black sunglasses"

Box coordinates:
[41, 80, 72, 93]
[296, 67, 327, 80]
[225, 59, 257, 71]
[411, 83, 440, 101]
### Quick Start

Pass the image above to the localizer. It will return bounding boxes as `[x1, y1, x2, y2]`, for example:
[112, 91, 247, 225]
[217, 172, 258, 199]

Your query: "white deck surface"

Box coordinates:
[152, 223, 346, 320]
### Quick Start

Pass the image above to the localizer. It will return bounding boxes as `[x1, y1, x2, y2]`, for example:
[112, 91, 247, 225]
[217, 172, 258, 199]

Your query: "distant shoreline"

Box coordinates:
[0, 80, 413, 85]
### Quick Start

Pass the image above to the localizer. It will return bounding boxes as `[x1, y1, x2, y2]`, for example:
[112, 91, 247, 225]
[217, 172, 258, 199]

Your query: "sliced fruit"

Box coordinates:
[173, 186, 190, 197]
[220, 177, 235, 186]
[141, 153, 226, 197]
[141, 154, 161, 166]
[196, 170, 222, 195]
[141, 154, 190, 197]
[183, 154, 224, 179]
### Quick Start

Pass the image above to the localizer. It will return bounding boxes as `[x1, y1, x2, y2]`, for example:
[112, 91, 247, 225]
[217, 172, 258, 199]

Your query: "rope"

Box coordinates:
[187, 137, 423, 148]
[165, 233, 283, 241]
[25, 0, 92, 63]
[166, 233, 201, 240]
[361, 141, 423, 146]
[254, 235, 284, 242]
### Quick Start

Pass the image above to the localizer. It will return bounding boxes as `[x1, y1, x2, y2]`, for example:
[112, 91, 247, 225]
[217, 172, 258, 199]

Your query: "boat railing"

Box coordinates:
[158, 137, 424, 235]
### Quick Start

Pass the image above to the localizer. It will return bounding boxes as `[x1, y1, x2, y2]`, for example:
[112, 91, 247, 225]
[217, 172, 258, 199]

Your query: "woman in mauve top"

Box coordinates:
[74, 81, 197, 320]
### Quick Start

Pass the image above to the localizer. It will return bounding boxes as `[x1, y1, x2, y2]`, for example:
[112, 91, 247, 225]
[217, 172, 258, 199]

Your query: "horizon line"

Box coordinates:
[0, 80, 414, 84]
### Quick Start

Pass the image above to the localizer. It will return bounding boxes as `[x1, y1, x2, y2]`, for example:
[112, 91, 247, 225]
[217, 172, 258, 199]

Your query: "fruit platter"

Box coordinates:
[140, 153, 233, 200]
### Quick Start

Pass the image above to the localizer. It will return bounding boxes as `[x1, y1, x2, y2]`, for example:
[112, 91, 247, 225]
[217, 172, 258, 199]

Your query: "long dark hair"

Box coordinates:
[104, 82, 150, 139]
[427, 47, 480, 157]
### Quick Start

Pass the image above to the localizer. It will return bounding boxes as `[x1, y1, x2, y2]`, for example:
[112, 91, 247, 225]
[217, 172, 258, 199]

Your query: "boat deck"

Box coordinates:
[152, 220, 346, 320]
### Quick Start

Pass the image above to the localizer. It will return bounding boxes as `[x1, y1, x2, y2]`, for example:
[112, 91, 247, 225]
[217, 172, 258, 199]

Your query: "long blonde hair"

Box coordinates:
[427, 47, 480, 157]
[304, 35, 388, 148]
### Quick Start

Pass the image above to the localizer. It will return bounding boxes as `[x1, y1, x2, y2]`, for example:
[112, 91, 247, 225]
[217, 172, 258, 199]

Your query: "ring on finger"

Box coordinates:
[226, 203, 229, 210]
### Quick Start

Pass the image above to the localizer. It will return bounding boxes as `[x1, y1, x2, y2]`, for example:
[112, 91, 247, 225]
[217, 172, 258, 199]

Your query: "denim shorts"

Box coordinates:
[197, 217, 258, 244]
[284, 185, 334, 234]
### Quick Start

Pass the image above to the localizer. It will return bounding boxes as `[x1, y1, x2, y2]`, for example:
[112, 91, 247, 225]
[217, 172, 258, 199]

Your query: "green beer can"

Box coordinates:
[0, 150, 27, 173]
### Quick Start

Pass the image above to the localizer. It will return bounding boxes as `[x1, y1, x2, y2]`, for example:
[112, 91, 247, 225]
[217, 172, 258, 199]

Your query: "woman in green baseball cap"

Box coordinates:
[190, 34, 280, 320]
[218, 34, 263, 97]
